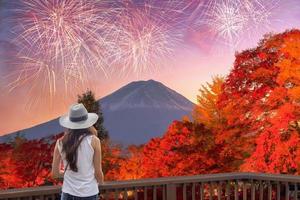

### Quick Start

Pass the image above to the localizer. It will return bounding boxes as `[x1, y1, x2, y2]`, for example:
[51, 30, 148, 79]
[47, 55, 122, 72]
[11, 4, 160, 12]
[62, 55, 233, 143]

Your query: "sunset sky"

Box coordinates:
[0, 0, 300, 136]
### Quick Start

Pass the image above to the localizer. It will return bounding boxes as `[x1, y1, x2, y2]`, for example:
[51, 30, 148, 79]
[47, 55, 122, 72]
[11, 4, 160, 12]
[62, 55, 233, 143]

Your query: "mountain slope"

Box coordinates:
[99, 80, 194, 145]
[0, 80, 195, 145]
[100, 80, 193, 111]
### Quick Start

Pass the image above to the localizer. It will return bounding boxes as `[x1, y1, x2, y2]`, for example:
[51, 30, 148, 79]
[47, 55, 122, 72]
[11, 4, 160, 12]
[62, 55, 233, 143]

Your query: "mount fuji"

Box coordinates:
[100, 80, 194, 145]
[0, 80, 195, 146]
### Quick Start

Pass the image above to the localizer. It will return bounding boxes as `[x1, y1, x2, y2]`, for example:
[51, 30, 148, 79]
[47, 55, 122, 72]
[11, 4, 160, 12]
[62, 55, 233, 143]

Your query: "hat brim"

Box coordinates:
[59, 113, 99, 129]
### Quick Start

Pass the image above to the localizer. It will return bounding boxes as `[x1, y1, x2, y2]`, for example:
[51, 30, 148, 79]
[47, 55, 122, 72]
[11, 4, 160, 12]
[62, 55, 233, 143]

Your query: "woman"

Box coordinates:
[51, 103, 104, 200]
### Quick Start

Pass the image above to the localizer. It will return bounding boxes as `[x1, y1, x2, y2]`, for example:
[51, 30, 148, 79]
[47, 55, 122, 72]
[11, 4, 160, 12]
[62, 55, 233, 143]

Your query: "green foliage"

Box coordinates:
[8, 132, 27, 149]
[77, 89, 109, 140]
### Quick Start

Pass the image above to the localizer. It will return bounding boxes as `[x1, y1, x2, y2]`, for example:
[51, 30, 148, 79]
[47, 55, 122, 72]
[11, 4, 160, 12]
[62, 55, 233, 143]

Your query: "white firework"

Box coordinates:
[5, 0, 122, 110]
[107, 0, 187, 77]
[193, 0, 282, 50]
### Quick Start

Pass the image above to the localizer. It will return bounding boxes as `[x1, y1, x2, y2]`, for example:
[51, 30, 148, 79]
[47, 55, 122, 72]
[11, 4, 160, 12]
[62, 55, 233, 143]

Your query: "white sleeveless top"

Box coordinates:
[57, 135, 99, 197]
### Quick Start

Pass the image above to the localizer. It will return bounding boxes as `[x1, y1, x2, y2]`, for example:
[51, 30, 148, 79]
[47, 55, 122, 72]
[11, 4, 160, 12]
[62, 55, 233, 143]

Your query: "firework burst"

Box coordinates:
[4, 0, 189, 109]
[207, 0, 246, 42]
[243, 0, 281, 36]
[4, 0, 121, 109]
[193, 0, 281, 50]
[108, 0, 187, 77]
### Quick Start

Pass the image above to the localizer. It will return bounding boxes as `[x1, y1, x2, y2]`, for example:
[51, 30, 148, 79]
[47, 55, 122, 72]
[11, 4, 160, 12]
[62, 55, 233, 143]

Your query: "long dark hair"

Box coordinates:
[60, 128, 92, 172]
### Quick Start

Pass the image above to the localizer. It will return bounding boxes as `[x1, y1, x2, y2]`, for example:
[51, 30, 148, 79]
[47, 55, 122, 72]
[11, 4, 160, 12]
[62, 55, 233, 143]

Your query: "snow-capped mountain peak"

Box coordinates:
[100, 79, 194, 111]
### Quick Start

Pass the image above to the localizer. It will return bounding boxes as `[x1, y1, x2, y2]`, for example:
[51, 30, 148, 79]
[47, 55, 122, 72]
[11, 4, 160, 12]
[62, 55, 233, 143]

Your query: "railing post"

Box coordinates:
[285, 182, 289, 200]
[268, 181, 272, 200]
[217, 182, 222, 200]
[276, 182, 280, 200]
[144, 186, 148, 200]
[251, 180, 255, 200]
[192, 182, 195, 200]
[166, 183, 176, 200]
[294, 183, 298, 200]
[183, 183, 187, 200]
[153, 185, 157, 200]
[243, 180, 247, 200]
[209, 182, 214, 200]
[234, 180, 238, 200]
[200, 182, 204, 200]
[163, 185, 166, 200]
[124, 188, 128, 200]
[114, 188, 119, 200]
[225, 181, 230, 200]
[259, 181, 264, 200]
[134, 187, 138, 200]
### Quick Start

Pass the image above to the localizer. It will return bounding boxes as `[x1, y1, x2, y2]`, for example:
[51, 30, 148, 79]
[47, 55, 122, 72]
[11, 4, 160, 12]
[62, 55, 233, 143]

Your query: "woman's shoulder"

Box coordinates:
[58, 135, 64, 141]
[58, 132, 68, 141]
[56, 134, 67, 148]
[90, 135, 100, 148]
[56, 135, 65, 145]
[56, 136, 64, 152]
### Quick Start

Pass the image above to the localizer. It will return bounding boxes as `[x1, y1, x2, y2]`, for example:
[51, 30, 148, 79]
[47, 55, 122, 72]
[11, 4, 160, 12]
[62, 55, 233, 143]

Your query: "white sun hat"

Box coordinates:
[59, 103, 99, 129]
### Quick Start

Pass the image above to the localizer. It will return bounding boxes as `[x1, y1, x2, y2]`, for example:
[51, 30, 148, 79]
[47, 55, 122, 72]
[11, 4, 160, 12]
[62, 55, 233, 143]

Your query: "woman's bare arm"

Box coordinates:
[51, 140, 64, 179]
[92, 135, 104, 184]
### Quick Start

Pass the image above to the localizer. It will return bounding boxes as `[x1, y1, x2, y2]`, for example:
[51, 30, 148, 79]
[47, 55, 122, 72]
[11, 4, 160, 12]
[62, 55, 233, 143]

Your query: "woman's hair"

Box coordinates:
[60, 128, 92, 172]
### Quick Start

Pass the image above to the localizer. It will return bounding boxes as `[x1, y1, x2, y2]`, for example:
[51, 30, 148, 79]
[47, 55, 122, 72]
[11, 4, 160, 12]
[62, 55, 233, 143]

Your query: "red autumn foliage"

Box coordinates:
[0, 133, 65, 189]
[117, 144, 145, 180]
[0, 132, 126, 189]
[0, 143, 18, 189]
[218, 29, 300, 173]
[12, 137, 61, 187]
[1, 29, 300, 190]
[100, 140, 125, 181]
[142, 120, 219, 178]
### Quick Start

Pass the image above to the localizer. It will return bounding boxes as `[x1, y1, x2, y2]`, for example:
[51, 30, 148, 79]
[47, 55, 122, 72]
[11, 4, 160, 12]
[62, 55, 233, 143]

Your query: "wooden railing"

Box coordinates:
[1, 172, 300, 200]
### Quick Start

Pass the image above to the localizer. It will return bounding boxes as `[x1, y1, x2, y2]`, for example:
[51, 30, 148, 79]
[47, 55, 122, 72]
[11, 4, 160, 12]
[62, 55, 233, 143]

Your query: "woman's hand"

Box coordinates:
[98, 181, 105, 185]
[88, 126, 98, 136]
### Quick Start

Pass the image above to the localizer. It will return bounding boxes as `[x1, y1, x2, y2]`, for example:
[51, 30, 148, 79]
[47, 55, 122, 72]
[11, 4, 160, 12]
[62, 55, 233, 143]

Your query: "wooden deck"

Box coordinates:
[1, 172, 300, 200]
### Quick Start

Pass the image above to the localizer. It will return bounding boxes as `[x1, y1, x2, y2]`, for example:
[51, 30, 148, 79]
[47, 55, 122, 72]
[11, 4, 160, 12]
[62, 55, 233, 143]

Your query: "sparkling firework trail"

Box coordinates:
[5, 0, 189, 109]
[5, 0, 122, 109]
[194, 0, 281, 50]
[4, 0, 283, 109]
[243, 0, 281, 35]
[207, 0, 246, 41]
[108, 0, 187, 77]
